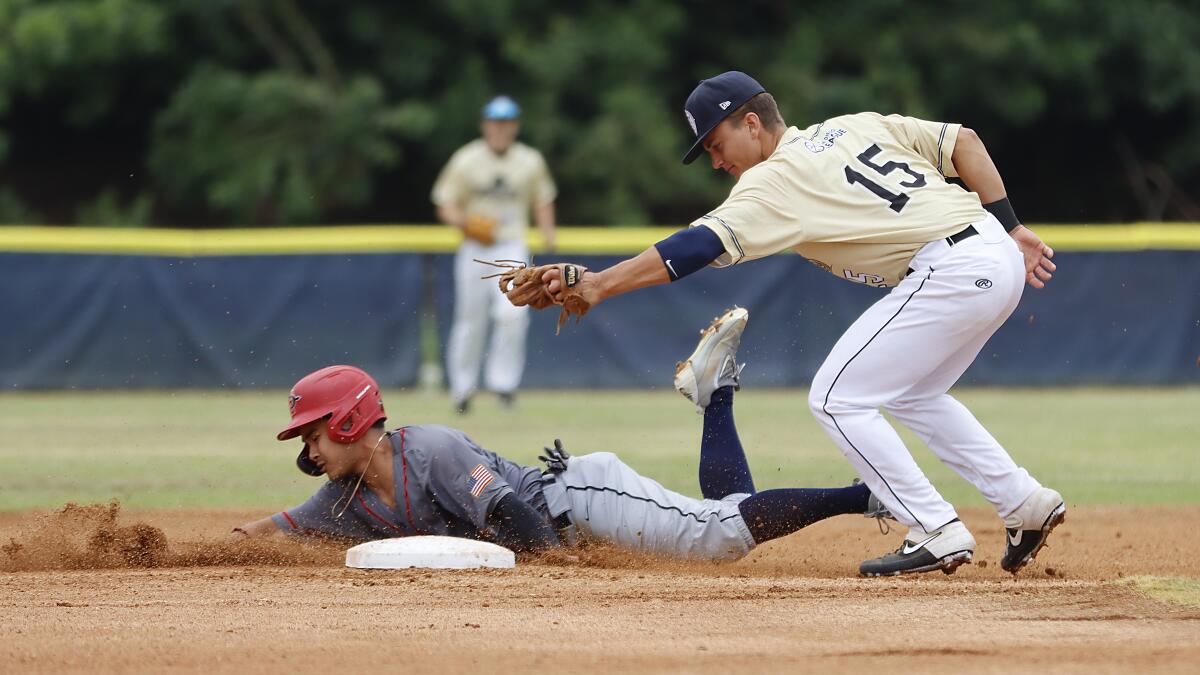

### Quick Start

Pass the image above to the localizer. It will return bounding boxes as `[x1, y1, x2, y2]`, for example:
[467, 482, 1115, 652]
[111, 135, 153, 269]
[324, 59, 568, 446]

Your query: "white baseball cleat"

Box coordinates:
[859, 519, 976, 577]
[674, 307, 748, 413]
[1001, 486, 1066, 574]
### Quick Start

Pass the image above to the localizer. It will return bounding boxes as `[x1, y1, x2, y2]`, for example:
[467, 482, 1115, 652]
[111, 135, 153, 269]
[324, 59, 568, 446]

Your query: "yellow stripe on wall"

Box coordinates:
[0, 223, 1197, 256]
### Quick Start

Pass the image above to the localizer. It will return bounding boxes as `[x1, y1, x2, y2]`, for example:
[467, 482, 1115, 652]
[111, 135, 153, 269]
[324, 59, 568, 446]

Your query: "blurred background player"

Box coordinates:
[231, 309, 892, 565]
[432, 95, 558, 414]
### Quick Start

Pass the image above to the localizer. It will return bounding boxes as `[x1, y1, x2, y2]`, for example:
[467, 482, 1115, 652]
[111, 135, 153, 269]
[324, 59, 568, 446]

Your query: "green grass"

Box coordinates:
[1130, 576, 1200, 607]
[0, 387, 1197, 511]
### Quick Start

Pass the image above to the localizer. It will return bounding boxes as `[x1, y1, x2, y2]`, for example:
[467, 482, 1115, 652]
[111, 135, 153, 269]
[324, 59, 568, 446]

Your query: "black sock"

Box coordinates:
[699, 386, 755, 499]
[738, 483, 871, 544]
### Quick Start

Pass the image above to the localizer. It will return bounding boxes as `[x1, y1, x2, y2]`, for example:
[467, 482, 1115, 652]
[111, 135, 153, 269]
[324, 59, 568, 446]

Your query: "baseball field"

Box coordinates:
[3, 386, 1199, 673]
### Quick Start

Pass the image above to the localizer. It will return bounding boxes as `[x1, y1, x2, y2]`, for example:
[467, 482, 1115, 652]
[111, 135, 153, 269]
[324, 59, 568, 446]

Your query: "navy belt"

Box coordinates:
[906, 225, 979, 278]
[946, 224, 979, 246]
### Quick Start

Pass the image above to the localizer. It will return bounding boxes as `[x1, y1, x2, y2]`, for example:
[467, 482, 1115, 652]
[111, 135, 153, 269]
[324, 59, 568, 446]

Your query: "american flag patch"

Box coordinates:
[468, 464, 495, 497]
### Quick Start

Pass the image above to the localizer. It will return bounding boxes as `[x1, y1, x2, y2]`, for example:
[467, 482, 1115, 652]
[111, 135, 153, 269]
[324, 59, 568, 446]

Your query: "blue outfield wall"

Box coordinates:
[437, 251, 1200, 388]
[3, 249, 1197, 389]
[2, 253, 424, 388]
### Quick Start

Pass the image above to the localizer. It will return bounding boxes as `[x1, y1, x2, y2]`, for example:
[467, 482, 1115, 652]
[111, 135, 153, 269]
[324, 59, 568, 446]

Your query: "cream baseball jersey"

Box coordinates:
[431, 139, 557, 243]
[695, 113, 988, 287]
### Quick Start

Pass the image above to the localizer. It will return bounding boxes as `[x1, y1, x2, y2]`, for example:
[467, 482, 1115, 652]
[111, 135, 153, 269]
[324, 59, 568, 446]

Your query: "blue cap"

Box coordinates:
[681, 71, 766, 164]
[482, 95, 521, 120]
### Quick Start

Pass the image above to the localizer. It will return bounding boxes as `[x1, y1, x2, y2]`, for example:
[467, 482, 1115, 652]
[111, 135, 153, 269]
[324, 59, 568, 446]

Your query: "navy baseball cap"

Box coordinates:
[482, 95, 520, 120]
[682, 71, 766, 164]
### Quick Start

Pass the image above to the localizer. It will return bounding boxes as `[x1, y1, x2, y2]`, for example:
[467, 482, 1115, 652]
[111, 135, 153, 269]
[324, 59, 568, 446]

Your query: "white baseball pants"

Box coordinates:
[809, 214, 1042, 534]
[447, 239, 530, 402]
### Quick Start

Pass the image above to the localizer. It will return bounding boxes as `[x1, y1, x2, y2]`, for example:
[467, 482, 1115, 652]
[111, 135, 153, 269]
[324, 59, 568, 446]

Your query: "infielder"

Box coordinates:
[530, 71, 1065, 576]
[231, 309, 892, 563]
[432, 95, 557, 413]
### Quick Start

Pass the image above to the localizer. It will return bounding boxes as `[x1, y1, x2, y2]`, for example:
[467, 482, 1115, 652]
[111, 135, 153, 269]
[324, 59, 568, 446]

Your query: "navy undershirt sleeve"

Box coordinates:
[653, 226, 726, 281]
[486, 493, 561, 552]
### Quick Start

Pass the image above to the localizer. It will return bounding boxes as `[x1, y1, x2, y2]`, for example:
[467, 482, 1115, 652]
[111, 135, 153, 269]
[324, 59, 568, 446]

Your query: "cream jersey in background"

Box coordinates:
[432, 139, 557, 243]
[695, 113, 988, 287]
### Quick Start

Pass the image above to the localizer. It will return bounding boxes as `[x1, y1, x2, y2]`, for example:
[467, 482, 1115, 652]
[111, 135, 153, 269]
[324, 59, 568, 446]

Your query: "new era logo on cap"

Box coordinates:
[681, 71, 766, 164]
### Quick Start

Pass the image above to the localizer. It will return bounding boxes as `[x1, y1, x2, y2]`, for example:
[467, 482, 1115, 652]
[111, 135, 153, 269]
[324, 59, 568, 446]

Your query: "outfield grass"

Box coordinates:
[1, 387, 1196, 511]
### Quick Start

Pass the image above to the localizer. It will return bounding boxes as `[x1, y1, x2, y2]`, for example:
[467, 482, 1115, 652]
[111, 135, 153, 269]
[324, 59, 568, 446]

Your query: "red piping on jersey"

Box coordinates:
[356, 491, 402, 532]
[280, 510, 299, 530]
[399, 427, 421, 534]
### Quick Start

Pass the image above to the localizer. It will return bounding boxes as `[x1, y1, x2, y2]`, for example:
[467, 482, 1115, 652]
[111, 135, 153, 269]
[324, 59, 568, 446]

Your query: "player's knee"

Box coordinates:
[700, 529, 755, 562]
[811, 374, 879, 418]
[807, 382, 829, 419]
[710, 546, 751, 563]
[883, 397, 922, 414]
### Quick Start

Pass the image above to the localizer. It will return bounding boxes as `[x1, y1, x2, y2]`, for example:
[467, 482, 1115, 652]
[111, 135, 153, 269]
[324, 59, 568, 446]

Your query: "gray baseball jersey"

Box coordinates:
[272, 425, 550, 542]
[274, 427, 756, 561]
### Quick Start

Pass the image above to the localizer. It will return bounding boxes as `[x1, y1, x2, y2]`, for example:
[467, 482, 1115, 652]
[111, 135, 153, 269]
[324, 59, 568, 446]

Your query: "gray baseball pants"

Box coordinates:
[540, 452, 756, 561]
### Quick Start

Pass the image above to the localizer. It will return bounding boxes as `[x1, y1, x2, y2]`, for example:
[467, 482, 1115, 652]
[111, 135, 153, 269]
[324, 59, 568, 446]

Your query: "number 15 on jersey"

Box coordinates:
[844, 144, 927, 213]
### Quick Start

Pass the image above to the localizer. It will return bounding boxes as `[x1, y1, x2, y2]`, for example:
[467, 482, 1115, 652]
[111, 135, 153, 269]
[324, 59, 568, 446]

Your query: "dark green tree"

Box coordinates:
[0, 0, 1197, 225]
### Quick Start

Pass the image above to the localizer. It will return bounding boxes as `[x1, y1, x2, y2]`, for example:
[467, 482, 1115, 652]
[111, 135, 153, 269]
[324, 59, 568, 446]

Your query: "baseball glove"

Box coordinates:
[476, 259, 591, 334]
[462, 214, 497, 246]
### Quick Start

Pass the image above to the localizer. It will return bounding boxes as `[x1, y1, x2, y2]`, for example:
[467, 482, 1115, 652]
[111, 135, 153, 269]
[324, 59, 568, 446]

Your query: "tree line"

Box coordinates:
[0, 0, 1197, 227]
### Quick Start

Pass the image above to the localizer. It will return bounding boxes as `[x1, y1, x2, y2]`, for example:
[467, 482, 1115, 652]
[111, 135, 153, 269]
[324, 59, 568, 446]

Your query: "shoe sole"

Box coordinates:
[861, 550, 974, 578]
[674, 307, 748, 405]
[1002, 502, 1066, 574]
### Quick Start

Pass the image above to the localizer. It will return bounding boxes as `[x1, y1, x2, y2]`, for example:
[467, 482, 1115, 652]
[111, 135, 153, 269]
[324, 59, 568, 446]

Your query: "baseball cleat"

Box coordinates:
[859, 520, 976, 577]
[1001, 487, 1066, 574]
[674, 307, 748, 413]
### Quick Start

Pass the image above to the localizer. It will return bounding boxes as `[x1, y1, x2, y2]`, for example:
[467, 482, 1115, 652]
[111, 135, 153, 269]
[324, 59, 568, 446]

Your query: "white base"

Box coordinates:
[344, 536, 516, 570]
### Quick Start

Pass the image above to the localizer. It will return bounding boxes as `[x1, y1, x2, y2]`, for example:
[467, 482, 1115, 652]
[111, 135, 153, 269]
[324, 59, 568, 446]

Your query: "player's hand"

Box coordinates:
[543, 266, 603, 306]
[1010, 225, 1055, 289]
[538, 438, 571, 473]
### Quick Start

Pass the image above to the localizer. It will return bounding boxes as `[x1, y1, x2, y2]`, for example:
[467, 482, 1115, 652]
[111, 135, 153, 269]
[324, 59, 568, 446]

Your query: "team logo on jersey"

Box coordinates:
[288, 393, 302, 413]
[844, 268, 886, 286]
[472, 175, 518, 199]
[802, 126, 848, 153]
[468, 464, 495, 498]
[975, 279, 993, 289]
[718, 100, 731, 110]
[685, 109, 698, 135]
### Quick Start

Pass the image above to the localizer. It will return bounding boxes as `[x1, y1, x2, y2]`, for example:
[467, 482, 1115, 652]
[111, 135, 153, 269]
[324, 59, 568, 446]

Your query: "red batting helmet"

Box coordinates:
[277, 365, 387, 476]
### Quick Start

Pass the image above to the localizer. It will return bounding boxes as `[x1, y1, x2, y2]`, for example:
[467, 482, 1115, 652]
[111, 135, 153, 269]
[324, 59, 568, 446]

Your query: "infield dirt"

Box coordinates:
[2, 504, 1199, 674]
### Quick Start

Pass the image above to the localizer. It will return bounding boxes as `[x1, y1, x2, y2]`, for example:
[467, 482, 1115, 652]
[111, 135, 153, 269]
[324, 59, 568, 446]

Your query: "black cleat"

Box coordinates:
[860, 520, 975, 577]
[1001, 487, 1066, 574]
